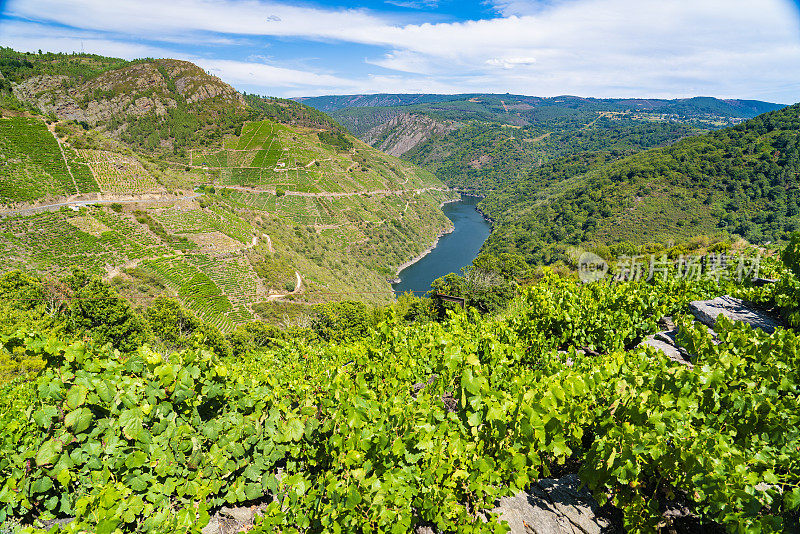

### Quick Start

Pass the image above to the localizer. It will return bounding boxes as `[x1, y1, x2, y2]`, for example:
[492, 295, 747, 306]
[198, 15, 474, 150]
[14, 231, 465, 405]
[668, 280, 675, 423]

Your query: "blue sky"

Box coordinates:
[1, 0, 800, 103]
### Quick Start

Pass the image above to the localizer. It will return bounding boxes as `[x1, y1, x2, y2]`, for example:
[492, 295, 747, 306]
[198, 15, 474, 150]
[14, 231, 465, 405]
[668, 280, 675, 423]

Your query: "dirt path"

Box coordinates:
[45, 121, 80, 194]
[264, 271, 303, 302]
[219, 185, 448, 199]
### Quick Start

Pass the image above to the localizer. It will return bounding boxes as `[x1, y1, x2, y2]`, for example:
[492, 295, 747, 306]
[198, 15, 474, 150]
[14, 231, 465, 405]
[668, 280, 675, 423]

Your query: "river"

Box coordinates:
[392, 196, 491, 296]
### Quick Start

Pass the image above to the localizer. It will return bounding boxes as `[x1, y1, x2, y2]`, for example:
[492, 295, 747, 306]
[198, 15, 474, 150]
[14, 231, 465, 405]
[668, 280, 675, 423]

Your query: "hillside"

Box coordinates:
[362, 113, 458, 157]
[0, 48, 455, 330]
[299, 93, 784, 116]
[1, 238, 799, 533]
[321, 94, 783, 194]
[479, 102, 800, 265]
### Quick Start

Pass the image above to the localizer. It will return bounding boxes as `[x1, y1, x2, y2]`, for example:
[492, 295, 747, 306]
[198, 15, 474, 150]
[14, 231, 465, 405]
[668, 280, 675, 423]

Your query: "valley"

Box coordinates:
[0, 49, 457, 330]
[1, 40, 800, 534]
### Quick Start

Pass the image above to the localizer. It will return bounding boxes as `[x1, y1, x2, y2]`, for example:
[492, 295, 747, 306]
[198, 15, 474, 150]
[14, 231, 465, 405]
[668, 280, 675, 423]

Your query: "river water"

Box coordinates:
[392, 196, 491, 296]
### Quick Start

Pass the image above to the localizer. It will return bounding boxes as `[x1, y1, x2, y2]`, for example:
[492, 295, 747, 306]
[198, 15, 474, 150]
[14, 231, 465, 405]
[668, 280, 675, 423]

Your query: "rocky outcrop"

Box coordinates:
[11, 59, 244, 126]
[640, 294, 787, 365]
[157, 59, 246, 107]
[688, 295, 785, 334]
[364, 113, 458, 156]
[494, 475, 611, 534]
[201, 504, 266, 534]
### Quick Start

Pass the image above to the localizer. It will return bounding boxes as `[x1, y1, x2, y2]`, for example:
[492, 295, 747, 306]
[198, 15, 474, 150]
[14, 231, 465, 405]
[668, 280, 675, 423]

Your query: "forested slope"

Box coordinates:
[480, 102, 800, 265]
[324, 94, 783, 196]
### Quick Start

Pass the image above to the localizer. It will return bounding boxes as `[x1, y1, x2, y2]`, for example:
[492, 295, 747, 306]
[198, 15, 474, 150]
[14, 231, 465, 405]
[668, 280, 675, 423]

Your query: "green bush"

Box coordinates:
[311, 300, 372, 342]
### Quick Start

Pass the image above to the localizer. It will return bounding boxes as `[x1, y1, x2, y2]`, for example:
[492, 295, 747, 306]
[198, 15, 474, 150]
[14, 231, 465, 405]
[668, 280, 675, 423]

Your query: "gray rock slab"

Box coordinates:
[640, 333, 693, 368]
[689, 296, 784, 334]
[494, 474, 609, 534]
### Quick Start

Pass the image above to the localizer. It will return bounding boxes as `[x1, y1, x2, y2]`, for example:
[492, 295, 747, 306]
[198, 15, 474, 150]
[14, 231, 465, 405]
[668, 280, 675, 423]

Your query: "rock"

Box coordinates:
[689, 296, 785, 334]
[412, 374, 438, 397]
[658, 316, 676, 330]
[221, 505, 254, 524]
[638, 329, 693, 368]
[494, 474, 610, 534]
[640, 335, 693, 368]
[35, 517, 74, 530]
[202, 504, 265, 534]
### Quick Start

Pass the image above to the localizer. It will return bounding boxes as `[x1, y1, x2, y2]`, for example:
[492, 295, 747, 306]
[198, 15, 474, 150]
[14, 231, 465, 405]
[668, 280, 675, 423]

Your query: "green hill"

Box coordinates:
[0, 48, 455, 329]
[319, 94, 783, 195]
[479, 103, 800, 265]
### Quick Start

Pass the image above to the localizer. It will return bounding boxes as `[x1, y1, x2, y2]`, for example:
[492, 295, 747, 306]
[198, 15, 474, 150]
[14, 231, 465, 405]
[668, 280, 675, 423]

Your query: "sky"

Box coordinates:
[1, 0, 799, 103]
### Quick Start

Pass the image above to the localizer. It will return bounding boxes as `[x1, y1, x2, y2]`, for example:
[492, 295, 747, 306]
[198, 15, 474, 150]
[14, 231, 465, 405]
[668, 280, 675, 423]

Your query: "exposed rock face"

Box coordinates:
[494, 474, 611, 534]
[364, 113, 458, 156]
[11, 59, 244, 126]
[689, 295, 785, 334]
[201, 504, 265, 534]
[640, 332, 693, 368]
[157, 59, 246, 107]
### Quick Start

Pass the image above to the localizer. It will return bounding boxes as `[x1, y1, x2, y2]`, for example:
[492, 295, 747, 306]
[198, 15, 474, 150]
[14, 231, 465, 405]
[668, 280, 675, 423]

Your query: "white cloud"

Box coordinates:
[3, 0, 800, 101]
[486, 56, 537, 69]
[194, 57, 356, 91]
[0, 20, 175, 59]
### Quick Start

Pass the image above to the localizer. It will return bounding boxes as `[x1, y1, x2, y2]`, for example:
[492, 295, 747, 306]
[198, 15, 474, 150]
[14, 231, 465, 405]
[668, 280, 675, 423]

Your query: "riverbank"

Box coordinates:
[388, 197, 460, 284]
[389, 222, 455, 283]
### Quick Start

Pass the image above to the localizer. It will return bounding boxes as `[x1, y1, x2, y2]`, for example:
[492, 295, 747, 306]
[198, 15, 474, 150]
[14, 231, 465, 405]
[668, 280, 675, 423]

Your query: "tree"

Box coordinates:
[311, 301, 372, 342]
[227, 321, 285, 357]
[64, 270, 150, 353]
[145, 296, 199, 346]
[781, 231, 800, 277]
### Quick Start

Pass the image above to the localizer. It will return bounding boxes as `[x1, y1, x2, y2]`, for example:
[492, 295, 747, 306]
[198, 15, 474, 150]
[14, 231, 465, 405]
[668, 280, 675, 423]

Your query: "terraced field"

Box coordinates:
[79, 149, 163, 194]
[190, 119, 439, 194]
[0, 117, 99, 202]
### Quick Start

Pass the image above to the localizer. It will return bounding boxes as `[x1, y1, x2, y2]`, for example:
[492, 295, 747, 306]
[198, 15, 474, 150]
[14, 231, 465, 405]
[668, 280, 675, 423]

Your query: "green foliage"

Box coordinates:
[0, 258, 798, 532]
[480, 103, 800, 265]
[781, 231, 800, 277]
[311, 300, 373, 342]
[0, 117, 99, 202]
[64, 270, 151, 353]
[244, 95, 342, 131]
[317, 130, 353, 152]
[227, 321, 285, 357]
[583, 315, 800, 533]
[145, 296, 200, 346]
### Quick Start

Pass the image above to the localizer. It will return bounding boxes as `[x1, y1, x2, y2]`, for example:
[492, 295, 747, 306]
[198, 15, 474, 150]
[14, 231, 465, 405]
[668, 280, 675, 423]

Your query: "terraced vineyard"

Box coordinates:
[0, 54, 454, 328]
[79, 149, 163, 194]
[190, 119, 439, 194]
[0, 117, 99, 202]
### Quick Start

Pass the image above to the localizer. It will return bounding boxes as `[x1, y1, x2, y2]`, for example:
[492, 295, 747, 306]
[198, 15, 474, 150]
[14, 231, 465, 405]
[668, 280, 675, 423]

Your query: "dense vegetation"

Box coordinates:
[325, 94, 783, 205]
[401, 118, 700, 193]
[479, 102, 800, 266]
[0, 238, 797, 533]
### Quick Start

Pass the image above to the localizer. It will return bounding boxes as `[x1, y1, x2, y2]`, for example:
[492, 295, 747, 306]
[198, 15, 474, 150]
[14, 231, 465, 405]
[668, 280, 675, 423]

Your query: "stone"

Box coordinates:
[494, 474, 610, 534]
[639, 331, 693, 368]
[689, 296, 785, 334]
[658, 315, 676, 330]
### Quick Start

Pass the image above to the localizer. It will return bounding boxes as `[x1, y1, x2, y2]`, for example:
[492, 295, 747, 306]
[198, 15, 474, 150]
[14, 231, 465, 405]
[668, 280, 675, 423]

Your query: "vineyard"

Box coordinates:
[189, 119, 440, 194]
[78, 150, 162, 194]
[0, 251, 798, 533]
[0, 118, 99, 202]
